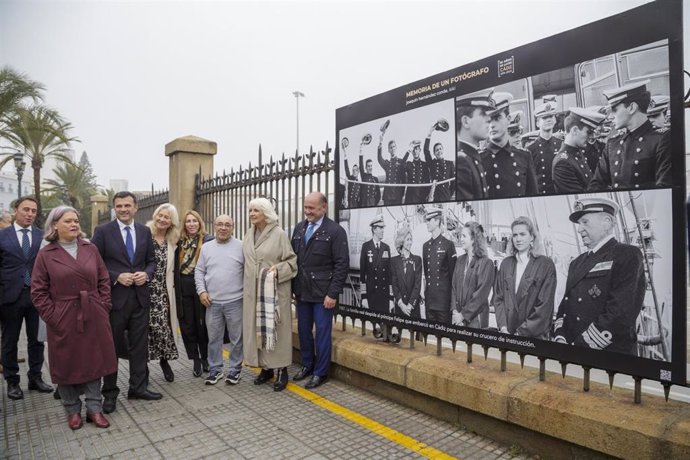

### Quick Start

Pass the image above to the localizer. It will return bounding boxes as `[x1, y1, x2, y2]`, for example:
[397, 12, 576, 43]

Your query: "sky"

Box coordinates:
[0, 0, 668, 192]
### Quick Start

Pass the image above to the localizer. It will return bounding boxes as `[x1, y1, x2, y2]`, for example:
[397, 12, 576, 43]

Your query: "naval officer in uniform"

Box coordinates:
[455, 89, 495, 201]
[404, 141, 430, 204]
[377, 121, 409, 206]
[552, 197, 645, 355]
[422, 209, 457, 324]
[359, 216, 392, 314]
[424, 120, 454, 202]
[552, 107, 606, 193]
[481, 92, 539, 199]
[646, 95, 670, 130]
[589, 81, 672, 191]
[527, 100, 562, 195]
[357, 136, 381, 206]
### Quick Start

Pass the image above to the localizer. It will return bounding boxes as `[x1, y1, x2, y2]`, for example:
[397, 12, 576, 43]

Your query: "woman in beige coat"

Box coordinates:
[242, 198, 297, 392]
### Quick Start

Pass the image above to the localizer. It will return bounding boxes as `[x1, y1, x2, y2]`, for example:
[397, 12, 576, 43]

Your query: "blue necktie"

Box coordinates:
[125, 226, 135, 263]
[304, 223, 316, 243]
[21, 229, 30, 285]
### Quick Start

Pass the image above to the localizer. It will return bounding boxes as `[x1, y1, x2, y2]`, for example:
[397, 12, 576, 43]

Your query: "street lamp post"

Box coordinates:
[13, 152, 25, 199]
[292, 90, 305, 154]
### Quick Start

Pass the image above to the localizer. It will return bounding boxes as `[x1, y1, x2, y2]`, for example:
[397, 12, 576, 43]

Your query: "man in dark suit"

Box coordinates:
[359, 215, 391, 314]
[91, 191, 159, 413]
[553, 197, 645, 355]
[291, 192, 349, 389]
[0, 196, 53, 400]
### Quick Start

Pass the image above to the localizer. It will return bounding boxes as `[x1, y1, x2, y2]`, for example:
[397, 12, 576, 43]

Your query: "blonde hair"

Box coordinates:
[180, 209, 206, 239]
[146, 203, 180, 245]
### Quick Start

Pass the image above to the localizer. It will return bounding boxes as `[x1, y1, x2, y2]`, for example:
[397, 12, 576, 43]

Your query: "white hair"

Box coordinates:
[248, 197, 279, 225]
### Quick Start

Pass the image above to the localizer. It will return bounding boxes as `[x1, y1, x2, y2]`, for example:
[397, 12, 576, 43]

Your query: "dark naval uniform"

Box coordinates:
[553, 238, 645, 355]
[358, 155, 380, 207]
[423, 138, 454, 202]
[360, 240, 392, 314]
[378, 146, 409, 205]
[527, 135, 562, 194]
[589, 120, 672, 191]
[481, 141, 538, 199]
[456, 141, 489, 201]
[343, 158, 361, 208]
[404, 159, 430, 204]
[422, 234, 456, 322]
[583, 139, 605, 173]
[552, 143, 593, 193]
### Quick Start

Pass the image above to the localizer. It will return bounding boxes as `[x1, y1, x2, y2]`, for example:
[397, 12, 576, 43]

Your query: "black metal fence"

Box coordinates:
[195, 143, 334, 239]
[96, 187, 170, 226]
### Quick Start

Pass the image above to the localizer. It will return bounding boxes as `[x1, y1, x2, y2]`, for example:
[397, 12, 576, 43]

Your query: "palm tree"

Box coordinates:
[44, 161, 96, 209]
[0, 67, 44, 135]
[0, 105, 78, 219]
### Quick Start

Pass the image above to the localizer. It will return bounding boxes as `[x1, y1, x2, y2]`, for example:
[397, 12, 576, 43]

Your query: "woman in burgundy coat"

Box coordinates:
[31, 206, 117, 430]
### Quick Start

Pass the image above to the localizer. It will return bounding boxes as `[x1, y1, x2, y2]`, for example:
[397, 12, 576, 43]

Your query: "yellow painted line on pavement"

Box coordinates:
[223, 352, 456, 459]
[287, 382, 457, 460]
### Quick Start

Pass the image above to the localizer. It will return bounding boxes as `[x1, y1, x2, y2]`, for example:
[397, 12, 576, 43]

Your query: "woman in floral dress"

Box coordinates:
[146, 203, 180, 382]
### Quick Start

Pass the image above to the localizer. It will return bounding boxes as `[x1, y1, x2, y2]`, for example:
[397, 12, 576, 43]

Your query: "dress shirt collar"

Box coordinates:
[590, 234, 614, 254]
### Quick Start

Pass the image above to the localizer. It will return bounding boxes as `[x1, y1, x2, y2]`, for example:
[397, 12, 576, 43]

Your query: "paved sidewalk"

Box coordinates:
[2, 357, 532, 459]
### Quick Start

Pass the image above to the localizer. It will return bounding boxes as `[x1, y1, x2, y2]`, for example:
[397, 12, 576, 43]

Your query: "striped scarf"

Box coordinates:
[256, 268, 279, 351]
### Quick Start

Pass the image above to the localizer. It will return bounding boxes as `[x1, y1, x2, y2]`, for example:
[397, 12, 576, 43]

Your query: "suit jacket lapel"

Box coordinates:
[566, 239, 616, 291]
[255, 223, 277, 249]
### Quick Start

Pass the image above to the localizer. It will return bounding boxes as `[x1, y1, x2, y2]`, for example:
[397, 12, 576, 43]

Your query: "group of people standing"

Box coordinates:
[2, 190, 350, 431]
[358, 195, 645, 355]
[343, 80, 671, 210]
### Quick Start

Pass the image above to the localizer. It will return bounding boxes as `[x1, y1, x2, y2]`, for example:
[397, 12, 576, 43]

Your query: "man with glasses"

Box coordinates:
[195, 215, 245, 386]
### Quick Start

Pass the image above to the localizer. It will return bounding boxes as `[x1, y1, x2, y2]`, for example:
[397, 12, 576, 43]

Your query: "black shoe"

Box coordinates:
[53, 389, 61, 400]
[254, 368, 274, 385]
[7, 383, 23, 400]
[102, 397, 117, 414]
[273, 368, 288, 392]
[127, 389, 163, 401]
[293, 366, 313, 382]
[304, 375, 328, 389]
[160, 359, 174, 382]
[28, 377, 54, 393]
[193, 358, 202, 378]
[201, 359, 209, 373]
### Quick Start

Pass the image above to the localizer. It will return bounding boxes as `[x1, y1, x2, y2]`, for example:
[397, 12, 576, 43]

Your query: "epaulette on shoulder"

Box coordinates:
[457, 149, 468, 158]
[654, 126, 669, 134]
[555, 152, 569, 162]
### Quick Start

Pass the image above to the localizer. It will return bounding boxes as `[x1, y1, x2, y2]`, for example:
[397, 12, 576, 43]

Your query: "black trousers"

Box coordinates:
[426, 308, 451, 325]
[178, 274, 208, 360]
[102, 289, 150, 397]
[0, 288, 44, 384]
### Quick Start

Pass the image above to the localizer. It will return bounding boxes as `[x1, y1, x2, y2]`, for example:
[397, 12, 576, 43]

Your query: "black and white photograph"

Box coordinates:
[453, 39, 671, 202]
[339, 188, 673, 362]
[338, 98, 455, 209]
[335, 2, 684, 383]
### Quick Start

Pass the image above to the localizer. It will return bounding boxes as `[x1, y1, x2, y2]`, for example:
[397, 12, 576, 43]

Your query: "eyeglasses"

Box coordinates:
[215, 223, 234, 228]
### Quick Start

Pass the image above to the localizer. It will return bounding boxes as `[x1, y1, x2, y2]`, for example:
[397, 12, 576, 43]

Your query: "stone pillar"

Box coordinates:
[90, 194, 109, 235]
[165, 135, 216, 220]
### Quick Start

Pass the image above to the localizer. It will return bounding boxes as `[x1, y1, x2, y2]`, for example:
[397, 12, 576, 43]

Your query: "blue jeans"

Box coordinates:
[205, 298, 243, 375]
[296, 301, 334, 377]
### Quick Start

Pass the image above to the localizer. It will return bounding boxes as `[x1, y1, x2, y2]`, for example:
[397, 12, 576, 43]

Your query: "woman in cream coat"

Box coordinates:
[242, 198, 298, 392]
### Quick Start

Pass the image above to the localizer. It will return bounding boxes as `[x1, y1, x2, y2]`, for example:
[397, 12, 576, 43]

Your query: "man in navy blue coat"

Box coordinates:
[91, 191, 158, 413]
[291, 192, 349, 389]
[0, 196, 53, 400]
